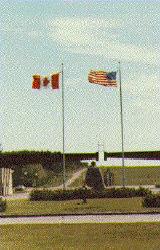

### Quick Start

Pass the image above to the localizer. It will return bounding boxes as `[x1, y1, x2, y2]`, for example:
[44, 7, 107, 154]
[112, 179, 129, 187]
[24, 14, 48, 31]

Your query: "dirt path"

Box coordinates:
[52, 168, 86, 190]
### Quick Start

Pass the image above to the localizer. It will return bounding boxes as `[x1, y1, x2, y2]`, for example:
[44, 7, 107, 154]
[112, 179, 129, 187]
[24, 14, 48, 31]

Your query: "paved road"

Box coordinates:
[1, 214, 160, 225]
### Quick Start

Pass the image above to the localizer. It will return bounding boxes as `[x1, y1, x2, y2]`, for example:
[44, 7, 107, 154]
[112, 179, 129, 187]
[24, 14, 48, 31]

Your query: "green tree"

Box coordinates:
[13, 164, 47, 187]
[85, 161, 105, 191]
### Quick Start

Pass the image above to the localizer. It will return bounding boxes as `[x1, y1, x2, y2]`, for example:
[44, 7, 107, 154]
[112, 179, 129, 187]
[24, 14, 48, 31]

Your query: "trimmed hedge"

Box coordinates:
[30, 187, 151, 201]
[143, 194, 160, 207]
[0, 198, 7, 212]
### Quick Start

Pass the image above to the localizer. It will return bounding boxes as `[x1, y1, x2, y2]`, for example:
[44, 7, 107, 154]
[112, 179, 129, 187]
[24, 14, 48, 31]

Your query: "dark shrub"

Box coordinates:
[30, 187, 151, 201]
[0, 198, 7, 212]
[143, 193, 160, 207]
[85, 163, 105, 191]
[103, 187, 150, 198]
[136, 186, 151, 197]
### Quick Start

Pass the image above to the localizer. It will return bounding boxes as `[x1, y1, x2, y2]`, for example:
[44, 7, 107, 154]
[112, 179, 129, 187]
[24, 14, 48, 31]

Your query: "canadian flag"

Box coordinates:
[32, 75, 41, 89]
[32, 73, 60, 89]
[51, 73, 59, 89]
[43, 77, 50, 87]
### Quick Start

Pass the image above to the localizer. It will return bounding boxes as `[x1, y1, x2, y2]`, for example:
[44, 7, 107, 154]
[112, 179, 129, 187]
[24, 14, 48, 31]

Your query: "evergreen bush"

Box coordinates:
[0, 198, 7, 212]
[85, 162, 105, 191]
[143, 193, 160, 207]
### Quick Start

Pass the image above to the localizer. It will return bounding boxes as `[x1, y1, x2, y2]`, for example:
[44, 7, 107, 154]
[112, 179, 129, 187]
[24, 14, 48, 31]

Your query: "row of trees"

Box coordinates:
[13, 161, 84, 187]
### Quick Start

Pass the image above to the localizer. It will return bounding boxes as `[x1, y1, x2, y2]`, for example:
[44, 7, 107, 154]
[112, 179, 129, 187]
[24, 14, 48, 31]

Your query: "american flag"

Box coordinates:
[88, 70, 117, 87]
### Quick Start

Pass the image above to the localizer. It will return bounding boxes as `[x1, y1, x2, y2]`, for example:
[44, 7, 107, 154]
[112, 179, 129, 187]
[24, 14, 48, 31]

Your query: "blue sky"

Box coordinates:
[0, 0, 160, 153]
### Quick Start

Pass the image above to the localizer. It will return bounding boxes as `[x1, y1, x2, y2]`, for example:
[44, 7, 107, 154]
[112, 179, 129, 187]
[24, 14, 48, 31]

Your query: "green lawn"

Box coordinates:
[104, 166, 160, 186]
[1, 223, 160, 249]
[70, 166, 160, 187]
[3, 197, 160, 216]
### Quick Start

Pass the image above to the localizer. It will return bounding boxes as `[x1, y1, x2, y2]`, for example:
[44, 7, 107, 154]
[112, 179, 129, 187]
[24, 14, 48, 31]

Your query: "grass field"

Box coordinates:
[100, 166, 160, 186]
[70, 166, 160, 187]
[3, 197, 160, 216]
[1, 223, 160, 249]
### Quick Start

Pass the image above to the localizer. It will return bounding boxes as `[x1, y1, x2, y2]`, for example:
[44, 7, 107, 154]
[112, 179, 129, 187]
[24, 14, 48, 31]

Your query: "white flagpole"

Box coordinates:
[61, 63, 66, 190]
[118, 62, 125, 187]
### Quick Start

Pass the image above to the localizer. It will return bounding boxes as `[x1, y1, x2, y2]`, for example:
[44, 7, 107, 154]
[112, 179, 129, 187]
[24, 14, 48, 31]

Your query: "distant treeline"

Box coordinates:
[1, 150, 160, 169]
[0, 150, 98, 169]
[105, 151, 160, 160]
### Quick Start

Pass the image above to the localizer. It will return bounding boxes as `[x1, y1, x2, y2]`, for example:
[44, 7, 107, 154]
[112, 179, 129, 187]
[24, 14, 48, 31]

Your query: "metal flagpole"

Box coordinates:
[118, 62, 125, 187]
[61, 63, 66, 190]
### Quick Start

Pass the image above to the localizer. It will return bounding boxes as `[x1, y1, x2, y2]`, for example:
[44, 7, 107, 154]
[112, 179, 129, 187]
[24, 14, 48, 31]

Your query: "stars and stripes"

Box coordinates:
[88, 70, 117, 87]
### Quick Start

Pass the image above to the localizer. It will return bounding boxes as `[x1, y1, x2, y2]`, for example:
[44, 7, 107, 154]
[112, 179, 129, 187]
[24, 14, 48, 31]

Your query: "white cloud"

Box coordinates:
[48, 16, 159, 65]
[48, 16, 121, 45]
[67, 42, 158, 65]
[49, 16, 121, 30]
